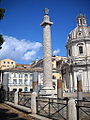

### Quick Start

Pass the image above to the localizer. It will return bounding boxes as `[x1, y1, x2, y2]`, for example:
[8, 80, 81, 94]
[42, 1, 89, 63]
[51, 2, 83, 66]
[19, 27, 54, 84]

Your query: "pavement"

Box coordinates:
[0, 103, 51, 120]
[0, 103, 38, 120]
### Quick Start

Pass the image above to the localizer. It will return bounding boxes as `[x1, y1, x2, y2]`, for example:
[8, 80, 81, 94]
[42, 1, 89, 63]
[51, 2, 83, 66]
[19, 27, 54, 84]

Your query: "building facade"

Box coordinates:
[0, 58, 43, 92]
[62, 14, 90, 92]
[1, 67, 43, 92]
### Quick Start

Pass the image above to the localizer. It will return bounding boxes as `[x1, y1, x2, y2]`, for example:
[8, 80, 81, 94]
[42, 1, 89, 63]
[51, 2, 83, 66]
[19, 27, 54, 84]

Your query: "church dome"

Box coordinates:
[68, 14, 90, 41]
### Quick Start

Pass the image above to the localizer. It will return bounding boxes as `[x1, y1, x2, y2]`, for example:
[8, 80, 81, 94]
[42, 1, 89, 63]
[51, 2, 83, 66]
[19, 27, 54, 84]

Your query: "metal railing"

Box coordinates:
[18, 92, 32, 108]
[76, 100, 90, 120]
[36, 97, 69, 120]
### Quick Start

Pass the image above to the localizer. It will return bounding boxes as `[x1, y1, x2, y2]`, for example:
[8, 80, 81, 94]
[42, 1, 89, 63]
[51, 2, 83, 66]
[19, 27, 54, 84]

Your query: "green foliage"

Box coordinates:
[0, 7, 5, 49]
[0, 8, 5, 20]
[0, 34, 4, 49]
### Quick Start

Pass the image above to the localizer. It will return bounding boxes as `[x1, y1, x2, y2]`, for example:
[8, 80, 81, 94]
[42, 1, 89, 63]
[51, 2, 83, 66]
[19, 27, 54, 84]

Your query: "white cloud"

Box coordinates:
[23, 51, 36, 61]
[0, 35, 42, 63]
[53, 49, 60, 56]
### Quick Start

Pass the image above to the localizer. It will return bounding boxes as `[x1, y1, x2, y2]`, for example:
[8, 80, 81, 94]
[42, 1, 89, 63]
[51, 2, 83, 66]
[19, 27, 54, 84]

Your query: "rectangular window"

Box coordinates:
[13, 73, 17, 78]
[19, 73, 23, 78]
[13, 79, 17, 85]
[19, 79, 22, 85]
[80, 19, 82, 25]
[30, 74, 33, 80]
[24, 79, 28, 85]
[79, 46, 83, 54]
[24, 74, 28, 78]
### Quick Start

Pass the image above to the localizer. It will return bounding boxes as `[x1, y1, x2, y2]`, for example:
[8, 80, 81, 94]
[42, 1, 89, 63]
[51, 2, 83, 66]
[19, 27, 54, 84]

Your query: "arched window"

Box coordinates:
[52, 75, 56, 79]
[79, 46, 83, 54]
[24, 87, 28, 92]
[68, 49, 71, 56]
[77, 43, 84, 55]
[78, 32, 81, 36]
[79, 18, 82, 25]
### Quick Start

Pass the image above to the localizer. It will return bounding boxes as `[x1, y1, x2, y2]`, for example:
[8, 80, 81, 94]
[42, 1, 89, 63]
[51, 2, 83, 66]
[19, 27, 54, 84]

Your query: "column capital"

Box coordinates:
[40, 8, 53, 26]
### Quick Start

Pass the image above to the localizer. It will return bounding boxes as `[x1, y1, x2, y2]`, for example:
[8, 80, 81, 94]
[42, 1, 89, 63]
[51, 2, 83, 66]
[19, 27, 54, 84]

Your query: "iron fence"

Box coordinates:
[76, 100, 90, 120]
[36, 97, 69, 120]
[18, 92, 32, 108]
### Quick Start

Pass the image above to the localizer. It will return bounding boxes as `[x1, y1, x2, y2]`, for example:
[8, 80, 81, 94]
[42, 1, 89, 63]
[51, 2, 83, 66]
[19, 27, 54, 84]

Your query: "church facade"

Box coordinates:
[61, 14, 90, 92]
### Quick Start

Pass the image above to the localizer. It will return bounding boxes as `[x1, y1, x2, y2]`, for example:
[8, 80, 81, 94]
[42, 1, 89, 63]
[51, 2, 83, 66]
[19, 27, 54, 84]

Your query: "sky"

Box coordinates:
[0, 0, 90, 64]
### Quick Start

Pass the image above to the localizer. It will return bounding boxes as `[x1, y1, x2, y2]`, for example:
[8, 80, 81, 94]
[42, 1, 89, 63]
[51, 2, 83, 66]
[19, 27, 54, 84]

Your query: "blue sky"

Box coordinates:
[0, 0, 90, 64]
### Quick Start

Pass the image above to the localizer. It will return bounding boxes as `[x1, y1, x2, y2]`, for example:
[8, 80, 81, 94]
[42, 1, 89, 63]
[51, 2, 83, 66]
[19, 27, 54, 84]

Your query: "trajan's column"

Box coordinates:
[40, 8, 54, 95]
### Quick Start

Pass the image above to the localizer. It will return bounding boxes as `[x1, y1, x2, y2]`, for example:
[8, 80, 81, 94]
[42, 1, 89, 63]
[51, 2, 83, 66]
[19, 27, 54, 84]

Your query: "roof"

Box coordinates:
[67, 26, 90, 41]
[16, 64, 31, 66]
[0, 58, 16, 62]
[1, 67, 43, 72]
[16, 64, 31, 68]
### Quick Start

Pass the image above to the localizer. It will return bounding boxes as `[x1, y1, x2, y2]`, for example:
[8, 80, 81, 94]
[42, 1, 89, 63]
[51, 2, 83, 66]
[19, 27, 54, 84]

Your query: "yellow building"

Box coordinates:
[0, 58, 16, 70]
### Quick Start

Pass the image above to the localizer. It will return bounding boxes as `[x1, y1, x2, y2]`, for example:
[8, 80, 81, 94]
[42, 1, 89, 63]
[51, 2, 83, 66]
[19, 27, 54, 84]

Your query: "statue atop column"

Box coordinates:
[44, 8, 49, 15]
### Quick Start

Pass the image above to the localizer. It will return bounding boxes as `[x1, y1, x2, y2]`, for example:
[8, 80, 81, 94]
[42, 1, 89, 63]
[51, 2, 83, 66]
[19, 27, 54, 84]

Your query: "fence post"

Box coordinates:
[77, 74, 83, 100]
[76, 102, 79, 120]
[68, 99, 77, 120]
[48, 98, 50, 117]
[57, 77, 63, 98]
[14, 91, 18, 105]
[31, 92, 37, 114]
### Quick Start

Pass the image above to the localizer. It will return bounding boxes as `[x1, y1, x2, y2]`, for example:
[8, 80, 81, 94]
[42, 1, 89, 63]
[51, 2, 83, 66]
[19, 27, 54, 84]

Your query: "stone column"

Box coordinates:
[0, 72, 2, 87]
[14, 91, 18, 105]
[31, 92, 37, 114]
[2, 72, 9, 91]
[68, 99, 77, 120]
[33, 72, 38, 93]
[57, 77, 63, 98]
[40, 8, 53, 95]
[69, 72, 73, 92]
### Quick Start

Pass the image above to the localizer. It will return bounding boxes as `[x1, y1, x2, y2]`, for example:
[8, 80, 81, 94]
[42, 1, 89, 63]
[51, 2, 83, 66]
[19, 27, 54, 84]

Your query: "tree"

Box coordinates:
[0, 8, 5, 20]
[0, 8, 5, 49]
[0, 34, 4, 49]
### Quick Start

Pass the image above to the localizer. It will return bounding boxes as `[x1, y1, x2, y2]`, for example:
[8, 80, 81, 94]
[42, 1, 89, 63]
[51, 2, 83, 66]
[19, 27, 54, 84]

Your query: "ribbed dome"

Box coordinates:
[68, 26, 90, 40]
[67, 14, 90, 41]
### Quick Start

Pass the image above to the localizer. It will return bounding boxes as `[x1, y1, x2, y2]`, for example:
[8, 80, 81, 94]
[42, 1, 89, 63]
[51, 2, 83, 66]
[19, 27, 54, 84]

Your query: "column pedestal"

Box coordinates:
[40, 87, 54, 96]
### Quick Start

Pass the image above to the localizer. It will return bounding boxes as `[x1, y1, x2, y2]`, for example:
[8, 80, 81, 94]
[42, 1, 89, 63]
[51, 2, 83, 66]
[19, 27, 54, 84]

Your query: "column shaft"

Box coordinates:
[43, 25, 52, 88]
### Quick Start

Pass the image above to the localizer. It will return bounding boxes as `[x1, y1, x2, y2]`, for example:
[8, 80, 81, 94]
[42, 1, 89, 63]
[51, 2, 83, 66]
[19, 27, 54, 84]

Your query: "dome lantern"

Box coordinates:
[77, 14, 87, 27]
